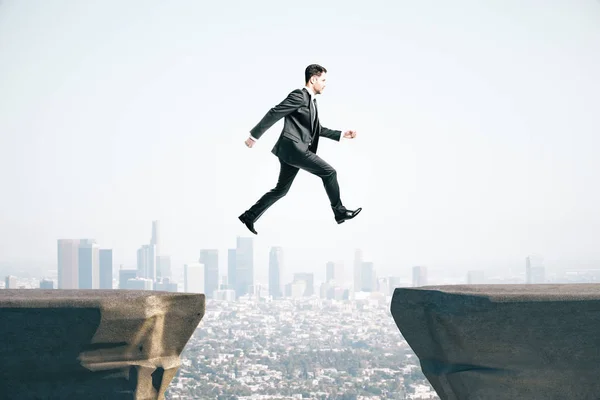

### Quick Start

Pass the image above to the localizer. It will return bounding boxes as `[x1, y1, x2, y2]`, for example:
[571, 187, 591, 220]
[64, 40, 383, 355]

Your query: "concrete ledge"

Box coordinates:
[0, 290, 205, 399]
[391, 284, 600, 400]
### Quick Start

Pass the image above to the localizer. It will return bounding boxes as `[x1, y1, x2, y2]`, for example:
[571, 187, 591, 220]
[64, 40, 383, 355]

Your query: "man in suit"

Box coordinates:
[238, 64, 362, 235]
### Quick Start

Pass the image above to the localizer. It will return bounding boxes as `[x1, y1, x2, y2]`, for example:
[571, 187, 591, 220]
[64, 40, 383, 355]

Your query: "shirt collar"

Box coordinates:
[303, 85, 316, 99]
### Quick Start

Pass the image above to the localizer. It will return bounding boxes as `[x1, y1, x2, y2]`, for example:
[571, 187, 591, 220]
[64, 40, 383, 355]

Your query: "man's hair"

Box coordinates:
[305, 64, 327, 84]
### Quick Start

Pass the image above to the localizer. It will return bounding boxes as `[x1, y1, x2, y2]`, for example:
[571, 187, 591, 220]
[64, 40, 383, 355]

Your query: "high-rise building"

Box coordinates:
[137, 246, 147, 278]
[99, 249, 113, 289]
[412, 265, 427, 287]
[326, 261, 335, 283]
[148, 245, 156, 280]
[200, 249, 219, 299]
[235, 237, 254, 297]
[360, 262, 377, 292]
[184, 262, 205, 293]
[151, 220, 160, 257]
[5, 275, 17, 289]
[78, 239, 100, 289]
[119, 267, 137, 289]
[137, 244, 157, 281]
[57, 239, 80, 289]
[269, 247, 283, 299]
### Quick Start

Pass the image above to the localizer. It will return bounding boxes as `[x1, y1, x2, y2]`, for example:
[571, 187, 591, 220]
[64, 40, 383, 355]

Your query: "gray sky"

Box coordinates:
[1, 0, 599, 284]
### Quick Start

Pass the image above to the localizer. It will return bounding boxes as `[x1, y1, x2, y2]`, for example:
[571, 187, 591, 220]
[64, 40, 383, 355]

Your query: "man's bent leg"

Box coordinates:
[286, 152, 345, 215]
[244, 160, 300, 222]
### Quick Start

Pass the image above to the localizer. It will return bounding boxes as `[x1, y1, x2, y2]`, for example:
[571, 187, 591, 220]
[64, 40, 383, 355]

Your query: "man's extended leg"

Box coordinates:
[239, 160, 300, 234]
[286, 151, 361, 223]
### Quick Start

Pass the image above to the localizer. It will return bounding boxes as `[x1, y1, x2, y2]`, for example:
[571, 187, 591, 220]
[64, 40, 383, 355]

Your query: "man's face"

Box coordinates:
[311, 72, 327, 94]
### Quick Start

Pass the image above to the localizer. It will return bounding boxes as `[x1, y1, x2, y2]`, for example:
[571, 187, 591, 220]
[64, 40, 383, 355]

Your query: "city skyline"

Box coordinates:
[7, 225, 600, 292]
[3, 218, 598, 289]
[49, 219, 389, 294]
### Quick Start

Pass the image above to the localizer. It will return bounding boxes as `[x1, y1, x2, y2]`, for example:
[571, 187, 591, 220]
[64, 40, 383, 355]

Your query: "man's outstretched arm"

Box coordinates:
[319, 126, 342, 141]
[247, 89, 304, 144]
[319, 124, 357, 142]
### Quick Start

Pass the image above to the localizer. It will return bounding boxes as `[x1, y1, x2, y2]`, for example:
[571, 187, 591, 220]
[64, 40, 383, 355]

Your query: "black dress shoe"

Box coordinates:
[238, 213, 258, 235]
[335, 207, 362, 224]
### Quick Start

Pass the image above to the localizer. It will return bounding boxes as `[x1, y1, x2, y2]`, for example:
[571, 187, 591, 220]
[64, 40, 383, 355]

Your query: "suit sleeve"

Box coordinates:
[319, 124, 342, 141]
[249, 89, 304, 140]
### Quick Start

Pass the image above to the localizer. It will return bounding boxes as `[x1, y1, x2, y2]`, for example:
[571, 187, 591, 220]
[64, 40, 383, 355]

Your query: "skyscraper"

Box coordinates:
[99, 249, 113, 289]
[78, 239, 99, 289]
[235, 237, 254, 297]
[151, 220, 160, 257]
[137, 246, 147, 278]
[360, 262, 376, 292]
[5, 275, 17, 289]
[326, 261, 335, 283]
[269, 246, 283, 299]
[200, 249, 219, 298]
[326, 261, 343, 283]
[57, 239, 80, 289]
[137, 244, 156, 281]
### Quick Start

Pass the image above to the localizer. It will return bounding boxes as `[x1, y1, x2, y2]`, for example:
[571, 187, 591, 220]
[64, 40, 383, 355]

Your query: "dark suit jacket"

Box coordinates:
[249, 88, 342, 163]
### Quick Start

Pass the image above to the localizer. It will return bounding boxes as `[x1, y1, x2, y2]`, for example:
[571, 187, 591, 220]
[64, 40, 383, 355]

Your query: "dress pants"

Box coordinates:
[245, 150, 345, 222]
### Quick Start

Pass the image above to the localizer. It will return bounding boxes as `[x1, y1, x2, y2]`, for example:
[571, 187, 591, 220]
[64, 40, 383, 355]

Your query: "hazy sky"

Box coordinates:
[1, 0, 599, 284]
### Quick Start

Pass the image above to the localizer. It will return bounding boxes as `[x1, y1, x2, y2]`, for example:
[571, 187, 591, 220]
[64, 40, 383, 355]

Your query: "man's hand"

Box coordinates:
[245, 137, 255, 148]
[343, 130, 357, 139]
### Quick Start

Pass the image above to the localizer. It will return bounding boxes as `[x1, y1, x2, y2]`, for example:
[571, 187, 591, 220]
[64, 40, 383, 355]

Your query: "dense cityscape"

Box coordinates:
[3, 220, 600, 399]
[166, 296, 437, 399]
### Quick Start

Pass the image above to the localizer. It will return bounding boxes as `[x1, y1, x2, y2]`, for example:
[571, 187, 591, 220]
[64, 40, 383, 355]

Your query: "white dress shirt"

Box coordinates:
[248, 85, 347, 143]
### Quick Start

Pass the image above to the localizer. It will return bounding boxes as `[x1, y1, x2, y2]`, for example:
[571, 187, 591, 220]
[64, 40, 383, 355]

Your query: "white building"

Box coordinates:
[184, 262, 205, 293]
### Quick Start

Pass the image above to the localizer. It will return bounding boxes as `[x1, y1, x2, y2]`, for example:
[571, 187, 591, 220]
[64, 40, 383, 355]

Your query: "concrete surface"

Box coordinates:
[0, 289, 205, 399]
[391, 284, 600, 400]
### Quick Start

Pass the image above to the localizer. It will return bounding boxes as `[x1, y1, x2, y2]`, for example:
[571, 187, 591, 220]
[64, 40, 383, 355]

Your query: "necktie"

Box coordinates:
[311, 97, 318, 131]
